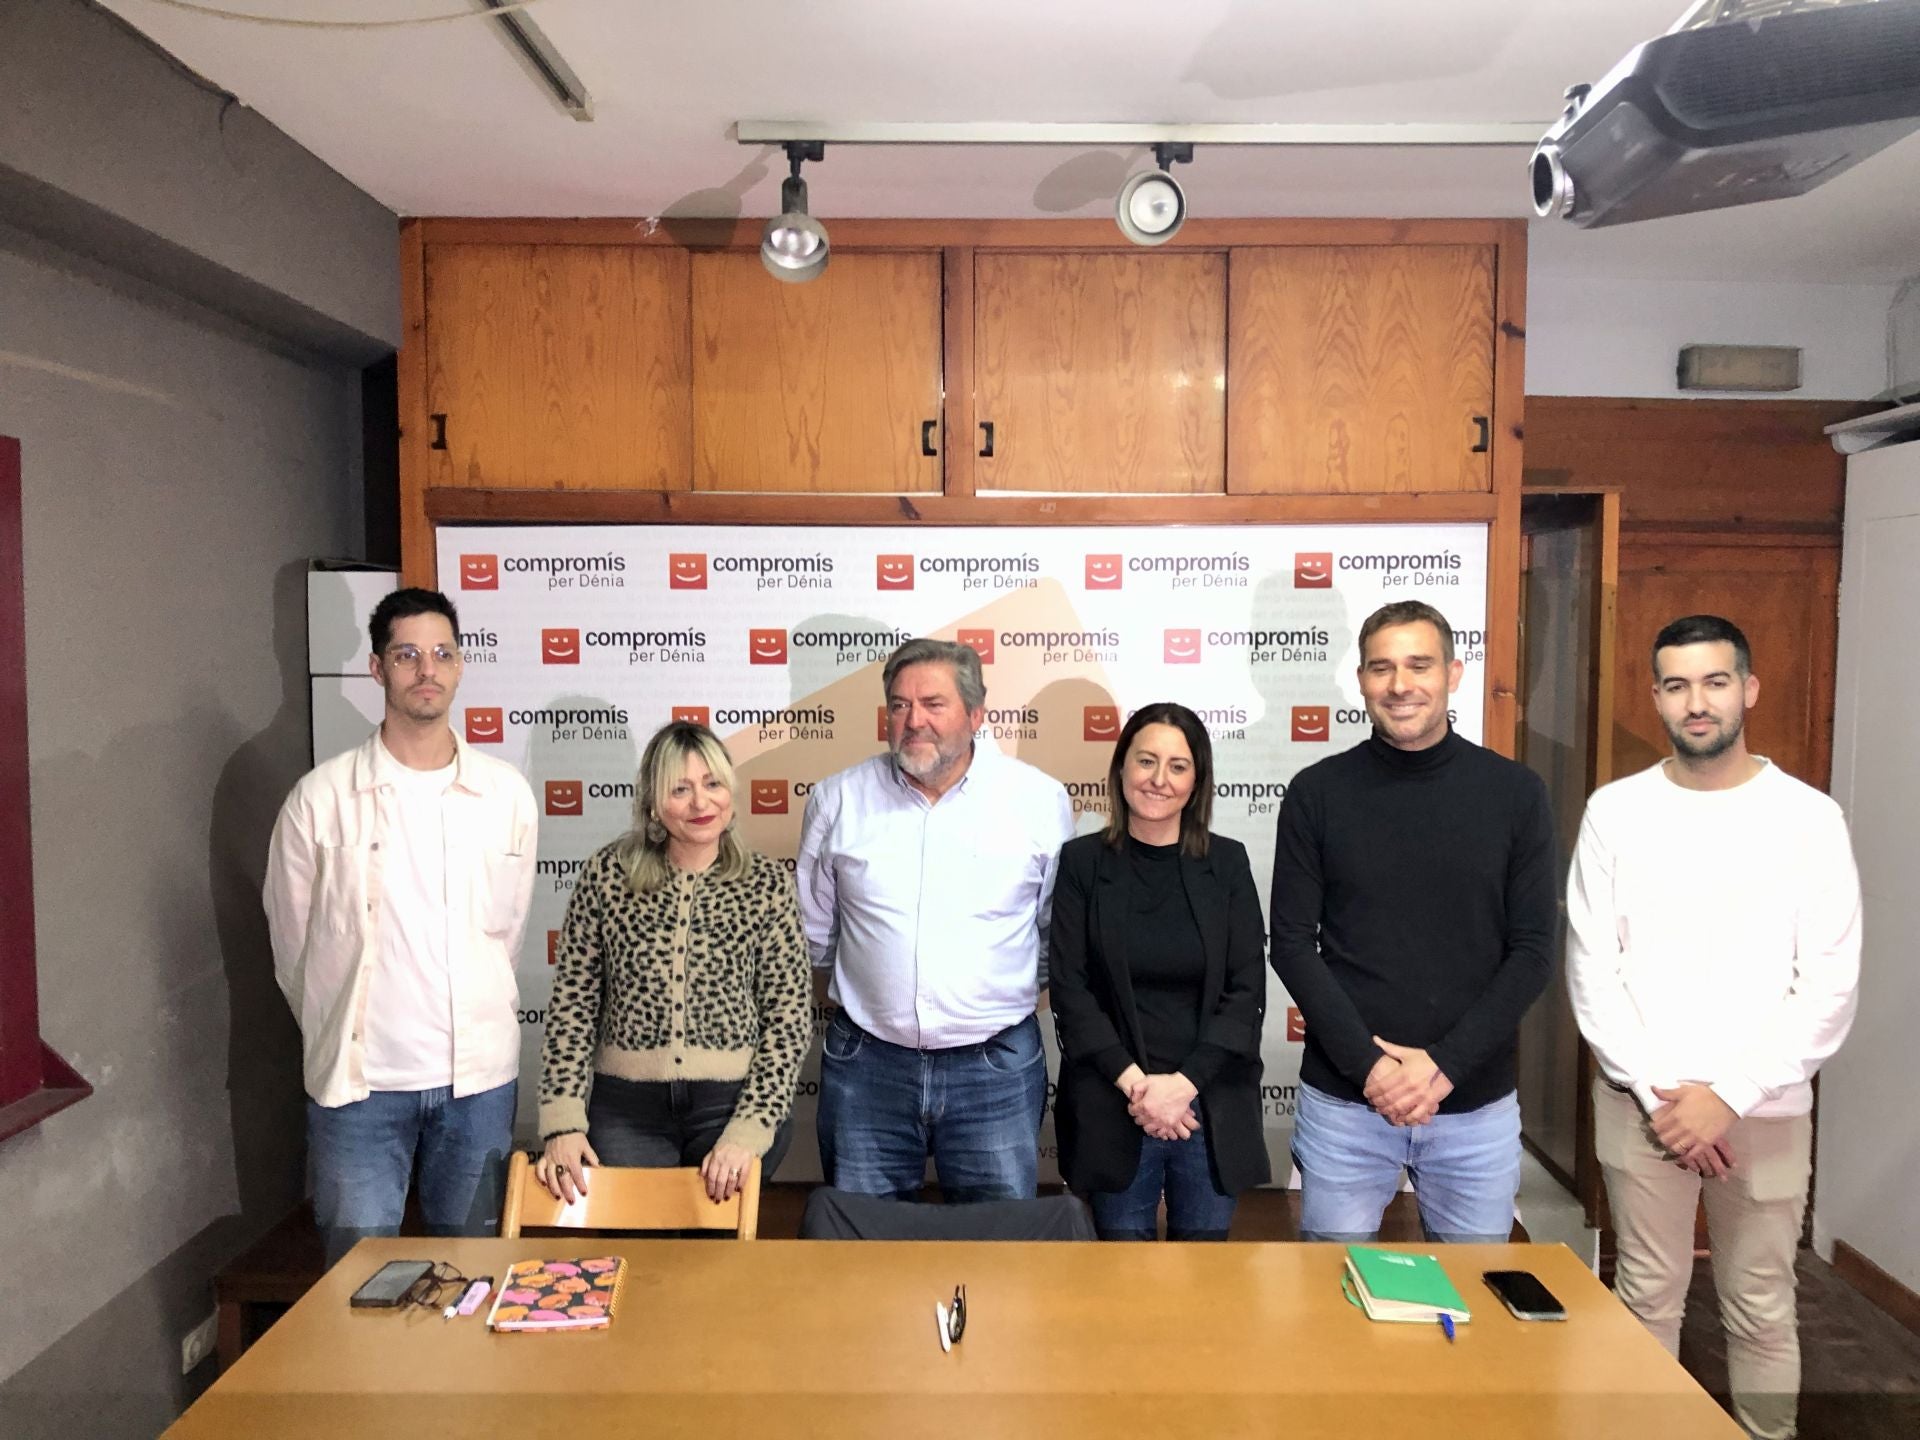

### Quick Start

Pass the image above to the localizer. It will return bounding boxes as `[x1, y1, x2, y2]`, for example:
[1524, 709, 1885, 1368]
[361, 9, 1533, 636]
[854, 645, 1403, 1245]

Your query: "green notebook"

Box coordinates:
[1342, 1245, 1472, 1324]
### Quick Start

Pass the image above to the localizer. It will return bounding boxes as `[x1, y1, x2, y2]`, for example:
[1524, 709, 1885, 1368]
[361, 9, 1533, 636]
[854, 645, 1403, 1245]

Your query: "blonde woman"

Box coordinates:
[536, 721, 811, 1204]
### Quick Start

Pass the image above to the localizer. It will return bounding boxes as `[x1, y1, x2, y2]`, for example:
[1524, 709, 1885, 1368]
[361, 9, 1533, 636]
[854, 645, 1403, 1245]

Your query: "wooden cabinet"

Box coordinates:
[423, 243, 691, 489]
[1228, 245, 1495, 493]
[974, 253, 1227, 493]
[691, 252, 942, 492]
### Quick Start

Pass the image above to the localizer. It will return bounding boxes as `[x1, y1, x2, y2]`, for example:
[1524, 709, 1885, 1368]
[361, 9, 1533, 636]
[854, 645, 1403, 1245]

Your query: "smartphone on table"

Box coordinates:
[1482, 1269, 1567, 1321]
[349, 1259, 435, 1308]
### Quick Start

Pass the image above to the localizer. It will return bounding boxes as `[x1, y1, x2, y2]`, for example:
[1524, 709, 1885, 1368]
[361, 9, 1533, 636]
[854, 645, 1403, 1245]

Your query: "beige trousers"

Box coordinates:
[1594, 1080, 1812, 1440]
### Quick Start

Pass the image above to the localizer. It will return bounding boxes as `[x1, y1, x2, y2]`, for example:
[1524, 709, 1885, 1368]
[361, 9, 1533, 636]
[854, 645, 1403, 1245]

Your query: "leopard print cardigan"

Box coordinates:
[537, 844, 812, 1156]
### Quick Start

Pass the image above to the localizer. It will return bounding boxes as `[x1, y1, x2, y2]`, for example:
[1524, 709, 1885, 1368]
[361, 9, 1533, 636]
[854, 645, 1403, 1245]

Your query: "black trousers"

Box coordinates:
[585, 1072, 792, 1178]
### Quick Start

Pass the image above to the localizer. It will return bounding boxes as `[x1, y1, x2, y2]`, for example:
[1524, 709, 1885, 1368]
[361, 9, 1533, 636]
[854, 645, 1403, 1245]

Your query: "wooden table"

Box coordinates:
[167, 1239, 1739, 1438]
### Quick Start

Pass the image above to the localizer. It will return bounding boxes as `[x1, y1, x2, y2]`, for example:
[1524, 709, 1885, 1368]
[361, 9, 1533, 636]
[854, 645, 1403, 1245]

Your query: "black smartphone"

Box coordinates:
[349, 1259, 434, 1309]
[1482, 1269, 1567, 1321]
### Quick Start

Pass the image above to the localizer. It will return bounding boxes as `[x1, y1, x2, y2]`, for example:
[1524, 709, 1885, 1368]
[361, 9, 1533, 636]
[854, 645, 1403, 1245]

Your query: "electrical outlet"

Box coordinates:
[180, 1310, 218, 1375]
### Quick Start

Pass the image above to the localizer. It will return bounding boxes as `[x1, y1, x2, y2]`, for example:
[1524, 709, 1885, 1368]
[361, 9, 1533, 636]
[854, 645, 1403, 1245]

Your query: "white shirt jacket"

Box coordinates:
[263, 730, 538, 1107]
[798, 746, 1074, 1050]
[1565, 759, 1861, 1120]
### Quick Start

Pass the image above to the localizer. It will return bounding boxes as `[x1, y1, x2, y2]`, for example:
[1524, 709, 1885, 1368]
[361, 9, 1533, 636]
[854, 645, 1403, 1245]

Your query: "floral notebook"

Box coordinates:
[485, 1257, 626, 1332]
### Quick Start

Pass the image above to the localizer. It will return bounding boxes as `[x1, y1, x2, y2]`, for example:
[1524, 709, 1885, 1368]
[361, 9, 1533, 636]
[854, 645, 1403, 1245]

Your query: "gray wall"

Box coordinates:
[0, 232, 361, 1437]
[0, 3, 394, 1433]
[0, 0, 399, 363]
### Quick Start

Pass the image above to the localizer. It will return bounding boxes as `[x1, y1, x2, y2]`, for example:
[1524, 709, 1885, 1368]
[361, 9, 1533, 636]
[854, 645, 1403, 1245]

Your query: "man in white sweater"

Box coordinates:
[1566, 614, 1860, 1440]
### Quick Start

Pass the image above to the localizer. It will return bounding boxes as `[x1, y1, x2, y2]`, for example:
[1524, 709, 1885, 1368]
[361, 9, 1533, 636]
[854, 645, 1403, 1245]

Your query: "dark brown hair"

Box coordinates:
[1358, 599, 1455, 666]
[1102, 702, 1213, 858]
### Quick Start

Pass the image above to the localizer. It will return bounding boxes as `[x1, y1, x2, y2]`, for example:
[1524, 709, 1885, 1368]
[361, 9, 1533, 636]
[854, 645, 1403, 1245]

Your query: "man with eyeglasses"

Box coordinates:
[266, 587, 537, 1266]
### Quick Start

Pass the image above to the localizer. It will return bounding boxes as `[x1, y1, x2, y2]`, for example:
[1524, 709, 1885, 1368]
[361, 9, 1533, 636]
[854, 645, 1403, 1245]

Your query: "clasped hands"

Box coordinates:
[1649, 1083, 1739, 1179]
[1363, 1037, 1453, 1126]
[1116, 1064, 1200, 1140]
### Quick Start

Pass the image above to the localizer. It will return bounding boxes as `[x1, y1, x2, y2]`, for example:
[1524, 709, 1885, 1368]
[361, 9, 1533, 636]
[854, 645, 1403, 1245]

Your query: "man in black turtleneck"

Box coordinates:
[1270, 600, 1555, 1243]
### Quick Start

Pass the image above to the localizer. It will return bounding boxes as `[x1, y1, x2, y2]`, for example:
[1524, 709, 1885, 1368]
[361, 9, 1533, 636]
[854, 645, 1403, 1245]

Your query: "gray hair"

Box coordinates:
[882, 638, 987, 711]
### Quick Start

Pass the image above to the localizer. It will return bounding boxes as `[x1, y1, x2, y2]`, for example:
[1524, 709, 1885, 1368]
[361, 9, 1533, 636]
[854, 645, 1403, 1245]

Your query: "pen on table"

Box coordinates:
[447, 1277, 493, 1320]
[1438, 1314, 1456, 1343]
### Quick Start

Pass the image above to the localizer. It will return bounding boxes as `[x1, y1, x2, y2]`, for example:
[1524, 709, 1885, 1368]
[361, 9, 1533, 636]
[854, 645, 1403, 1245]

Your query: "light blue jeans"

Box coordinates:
[1292, 1082, 1521, 1243]
[307, 1080, 517, 1268]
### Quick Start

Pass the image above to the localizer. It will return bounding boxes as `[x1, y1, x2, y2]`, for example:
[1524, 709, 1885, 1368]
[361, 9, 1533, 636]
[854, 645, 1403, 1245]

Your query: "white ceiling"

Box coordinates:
[101, 0, 1920, 284]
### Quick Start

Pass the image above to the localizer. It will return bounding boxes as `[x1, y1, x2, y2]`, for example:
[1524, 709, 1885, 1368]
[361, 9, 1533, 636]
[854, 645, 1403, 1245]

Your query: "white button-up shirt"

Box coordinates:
[798, 746, 1073, 1049]
[264, 729, 538, 1107]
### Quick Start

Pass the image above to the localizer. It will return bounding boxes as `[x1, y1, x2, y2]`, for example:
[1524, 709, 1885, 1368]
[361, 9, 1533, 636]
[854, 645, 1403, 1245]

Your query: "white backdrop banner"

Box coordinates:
[436, 523, 1490, 1182]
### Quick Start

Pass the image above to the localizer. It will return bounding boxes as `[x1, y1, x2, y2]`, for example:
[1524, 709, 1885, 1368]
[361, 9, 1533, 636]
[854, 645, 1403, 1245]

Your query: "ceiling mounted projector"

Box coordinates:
[1531, 0, 1920, 228]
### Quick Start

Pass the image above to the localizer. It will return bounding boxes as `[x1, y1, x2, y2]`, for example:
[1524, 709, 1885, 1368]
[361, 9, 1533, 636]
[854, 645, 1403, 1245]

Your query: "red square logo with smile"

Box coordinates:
[875, 555, 915, 590]
[668, 553, 708, 589]
[1163, 629, 1202, 664]
[877, 705, 890, 743]
[1286, 1006, 1306, 1042]
[541, 628, 580, 665]
[1294, 552, 1333, 589]
[464, 707, 504, 744]
[1083, 706, 1121, 742]
[1291, 706, 1331, 742]
[749, 780, 789, 815]
[957, 629, 995, 664]
[547, 931, 560, 966]
[749, 629, 788, 664]
[458, 554, 498, 590]
[1084, 554, 1123, 590]
[544, 780, 584, 817]
[672, 706, 710, 727]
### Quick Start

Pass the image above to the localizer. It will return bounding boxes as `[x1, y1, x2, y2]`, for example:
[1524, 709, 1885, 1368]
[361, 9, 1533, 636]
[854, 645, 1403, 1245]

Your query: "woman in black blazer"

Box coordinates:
[1049, 702, 1270, 1240]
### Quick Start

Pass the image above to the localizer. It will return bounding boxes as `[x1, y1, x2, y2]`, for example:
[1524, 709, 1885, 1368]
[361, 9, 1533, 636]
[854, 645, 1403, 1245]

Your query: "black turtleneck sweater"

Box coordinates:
[1268, 727, 1556, 1114]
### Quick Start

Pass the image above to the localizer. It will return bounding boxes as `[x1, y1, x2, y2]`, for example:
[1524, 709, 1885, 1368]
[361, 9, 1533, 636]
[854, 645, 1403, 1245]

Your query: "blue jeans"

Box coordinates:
[1292, 1082, 1520, 1243]
[586, 1073, 792, 1177]
[1089, 1114, 1237, 1241]
[817, 1010, 1045, 1202]
[307, 1080, 517, 1268]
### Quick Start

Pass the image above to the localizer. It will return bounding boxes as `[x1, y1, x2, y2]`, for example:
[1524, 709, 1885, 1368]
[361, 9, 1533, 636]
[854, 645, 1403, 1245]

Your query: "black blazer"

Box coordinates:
[1047, 830, 1271, 1196]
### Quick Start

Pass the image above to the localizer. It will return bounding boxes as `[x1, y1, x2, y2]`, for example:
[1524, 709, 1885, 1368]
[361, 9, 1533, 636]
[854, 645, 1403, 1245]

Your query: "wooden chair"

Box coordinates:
[499, 1152, 761, 1240]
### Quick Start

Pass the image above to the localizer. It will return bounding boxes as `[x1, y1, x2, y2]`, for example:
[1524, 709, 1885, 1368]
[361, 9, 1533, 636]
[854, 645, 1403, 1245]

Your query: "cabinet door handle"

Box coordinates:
[1470, 415, 1490, 453]
[978, 421, 995, 458]
[921, 420, 939, 457]
[429, 413, 448, 451]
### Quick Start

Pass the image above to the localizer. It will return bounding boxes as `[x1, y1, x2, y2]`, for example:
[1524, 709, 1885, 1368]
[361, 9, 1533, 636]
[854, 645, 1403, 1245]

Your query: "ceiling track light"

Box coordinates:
[761, 141, 830, 284]
[734, 122, 1545, 147]
[1116, 141, 1192, 246]
[479, 0, 592, 121]
[735, 122, 1550, 249]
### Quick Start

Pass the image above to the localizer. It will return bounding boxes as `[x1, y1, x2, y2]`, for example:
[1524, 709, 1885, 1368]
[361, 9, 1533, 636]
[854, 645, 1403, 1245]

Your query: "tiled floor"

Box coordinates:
[1514, 1149, 1599, 1264]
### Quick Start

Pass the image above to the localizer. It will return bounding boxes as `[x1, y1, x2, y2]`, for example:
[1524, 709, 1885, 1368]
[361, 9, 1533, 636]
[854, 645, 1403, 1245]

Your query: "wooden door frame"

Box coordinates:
[1517, 486, 1620, 1225]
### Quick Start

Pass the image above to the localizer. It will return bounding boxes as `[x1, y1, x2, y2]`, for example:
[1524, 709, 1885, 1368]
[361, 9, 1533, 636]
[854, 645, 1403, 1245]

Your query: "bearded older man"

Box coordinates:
[797, 638, 1072, 1201]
